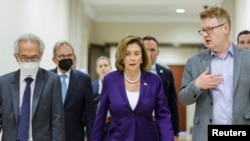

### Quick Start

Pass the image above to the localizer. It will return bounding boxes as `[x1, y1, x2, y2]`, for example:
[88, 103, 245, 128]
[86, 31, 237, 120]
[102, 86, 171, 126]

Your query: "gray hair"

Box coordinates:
[52, 40, 75, 57]
[14, 33, 45, 55]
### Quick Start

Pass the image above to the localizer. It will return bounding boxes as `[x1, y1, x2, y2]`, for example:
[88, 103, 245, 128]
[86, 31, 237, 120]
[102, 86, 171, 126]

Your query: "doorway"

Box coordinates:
[88, 44, 110, 81]
[168, 65, 186, 131]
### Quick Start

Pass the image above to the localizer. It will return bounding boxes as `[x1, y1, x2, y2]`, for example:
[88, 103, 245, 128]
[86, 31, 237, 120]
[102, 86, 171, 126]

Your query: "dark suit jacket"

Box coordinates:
[91, 70, 174, 141]
[155, 63, 180, 136]
[0, 105, 2, 132]
[179, 44, 250, 141]
[51, 68, 95, 141]
[92, 80, 100, 112]
[0, 68, 65, 141]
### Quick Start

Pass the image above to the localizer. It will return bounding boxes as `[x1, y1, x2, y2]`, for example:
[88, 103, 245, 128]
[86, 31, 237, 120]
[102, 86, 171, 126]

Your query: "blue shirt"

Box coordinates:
[211, 44, 233, 124]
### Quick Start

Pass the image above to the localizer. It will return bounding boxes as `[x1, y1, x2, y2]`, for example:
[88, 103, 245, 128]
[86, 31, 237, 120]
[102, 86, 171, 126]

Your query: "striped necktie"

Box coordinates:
[17, 77, 33, 141]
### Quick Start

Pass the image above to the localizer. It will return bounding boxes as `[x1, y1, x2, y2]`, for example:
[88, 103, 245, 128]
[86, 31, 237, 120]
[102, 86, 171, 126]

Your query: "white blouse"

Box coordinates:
[126, 90, 139, 110]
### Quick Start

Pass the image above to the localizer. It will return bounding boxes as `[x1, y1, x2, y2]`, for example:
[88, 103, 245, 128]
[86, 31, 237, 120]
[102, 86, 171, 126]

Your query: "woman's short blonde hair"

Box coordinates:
[115, 35, 151, 71]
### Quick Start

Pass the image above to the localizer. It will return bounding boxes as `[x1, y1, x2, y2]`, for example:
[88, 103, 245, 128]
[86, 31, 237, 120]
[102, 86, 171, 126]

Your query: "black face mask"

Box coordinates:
[58, 59, 73, 71]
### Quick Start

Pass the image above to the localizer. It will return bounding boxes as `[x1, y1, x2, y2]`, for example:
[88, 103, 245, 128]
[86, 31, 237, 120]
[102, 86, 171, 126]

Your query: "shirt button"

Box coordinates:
[209, 118, 212, 123]
[193, 94, 197, 98]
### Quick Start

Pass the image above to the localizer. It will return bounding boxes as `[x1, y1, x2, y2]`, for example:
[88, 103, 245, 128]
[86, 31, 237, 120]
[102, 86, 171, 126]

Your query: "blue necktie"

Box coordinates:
[61, 74, 67, 103]
[17, 77, 33, 141]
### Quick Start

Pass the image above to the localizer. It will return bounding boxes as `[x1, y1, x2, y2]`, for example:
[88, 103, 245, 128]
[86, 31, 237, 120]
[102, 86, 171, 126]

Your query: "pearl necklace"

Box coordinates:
[124, 71, 141, 84]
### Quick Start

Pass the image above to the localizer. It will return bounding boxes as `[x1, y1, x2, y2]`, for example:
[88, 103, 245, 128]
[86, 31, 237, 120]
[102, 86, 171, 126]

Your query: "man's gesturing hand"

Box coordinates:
[195, 67, 224, 90]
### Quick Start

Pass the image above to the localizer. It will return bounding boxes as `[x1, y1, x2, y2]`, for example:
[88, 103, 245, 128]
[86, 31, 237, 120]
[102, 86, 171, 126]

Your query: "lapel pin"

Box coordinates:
[160, 69, 163, 73]
[144, 82, 148, 86]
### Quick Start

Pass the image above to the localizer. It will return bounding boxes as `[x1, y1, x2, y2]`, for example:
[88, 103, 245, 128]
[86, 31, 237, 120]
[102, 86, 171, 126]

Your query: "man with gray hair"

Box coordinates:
[0, 33, 65, 141]
[51, 40, 95, 141]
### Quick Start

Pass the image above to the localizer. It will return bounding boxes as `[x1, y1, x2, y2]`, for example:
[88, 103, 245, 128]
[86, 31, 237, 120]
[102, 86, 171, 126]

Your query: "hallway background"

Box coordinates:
[0, 0, 250, 135]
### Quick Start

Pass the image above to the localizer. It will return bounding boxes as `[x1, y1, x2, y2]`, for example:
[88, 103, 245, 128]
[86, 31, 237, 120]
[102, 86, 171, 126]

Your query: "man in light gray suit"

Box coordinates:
[179, 6, 250, 141]
[0, 33, 65, 141]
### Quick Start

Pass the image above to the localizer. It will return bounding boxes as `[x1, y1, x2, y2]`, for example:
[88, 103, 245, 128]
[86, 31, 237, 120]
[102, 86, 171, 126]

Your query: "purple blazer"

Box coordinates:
[91, 70, 174, 141]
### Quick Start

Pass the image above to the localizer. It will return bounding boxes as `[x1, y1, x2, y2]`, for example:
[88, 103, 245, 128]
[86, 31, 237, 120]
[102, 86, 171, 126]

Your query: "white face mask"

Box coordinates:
[19, 62, 40, 76]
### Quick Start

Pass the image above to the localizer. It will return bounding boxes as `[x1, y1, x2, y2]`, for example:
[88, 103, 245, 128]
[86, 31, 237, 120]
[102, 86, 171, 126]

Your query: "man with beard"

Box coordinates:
[51, 41, 95, 141]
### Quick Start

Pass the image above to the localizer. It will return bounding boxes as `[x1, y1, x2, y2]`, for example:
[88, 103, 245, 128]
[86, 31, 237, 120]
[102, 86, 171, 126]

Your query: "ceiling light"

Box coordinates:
[176, 9, 185, 13]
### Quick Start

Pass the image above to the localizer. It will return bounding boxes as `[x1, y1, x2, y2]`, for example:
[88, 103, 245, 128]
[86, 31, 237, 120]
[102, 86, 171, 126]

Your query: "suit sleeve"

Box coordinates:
[155, 78, 174, 141]
[166, 70, 180, 136]
[179, 58, 203, 105]
[52, 75, 66, 141]
[91, 76, 110, 141]
[0, 105, 2, 132]
[84, 76, 96, 140]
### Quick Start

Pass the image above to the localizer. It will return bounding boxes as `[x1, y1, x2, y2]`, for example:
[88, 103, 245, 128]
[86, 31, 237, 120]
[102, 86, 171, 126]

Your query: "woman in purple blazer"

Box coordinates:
[91, 35, 174, 141]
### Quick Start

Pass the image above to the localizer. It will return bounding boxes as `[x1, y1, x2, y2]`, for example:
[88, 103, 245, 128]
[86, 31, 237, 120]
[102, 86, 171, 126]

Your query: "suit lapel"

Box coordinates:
[32, 69, 45, 117]
[112, 71, 133, 110]
[11, 71, 21, 123]
[201, 50, 211, 71]
[64, 70, 76, 105]
[155, 64, 164, 78]
[134, 71, 148, 111]
[200, 50, 213, 95]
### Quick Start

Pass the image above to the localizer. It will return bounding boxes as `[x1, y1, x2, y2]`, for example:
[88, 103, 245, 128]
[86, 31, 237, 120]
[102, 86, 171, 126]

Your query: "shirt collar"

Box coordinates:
[151, 63, 156, 70]
[20, 72, 37, 81]
[210, 42, 234, 58]
[57, 68, 71, 77]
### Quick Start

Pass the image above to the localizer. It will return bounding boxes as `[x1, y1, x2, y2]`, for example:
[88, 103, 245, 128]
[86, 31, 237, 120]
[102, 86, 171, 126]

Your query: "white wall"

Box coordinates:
[90, 22, 203, 44]
[235, 0, 250, 42]
[69, 0, 92, 71]
[0, 0, 70, 75]
[90, 22, 203, 66]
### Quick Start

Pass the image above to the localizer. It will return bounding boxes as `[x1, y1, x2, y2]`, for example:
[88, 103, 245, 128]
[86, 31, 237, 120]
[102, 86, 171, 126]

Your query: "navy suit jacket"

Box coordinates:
[92, 80, 99, 96]
[155, 63, 180, 135]
[91, 70, 174, 141]
[51, 68, 95, 141]
[0, 68, 65, 141]
[92, 80, 100, 112]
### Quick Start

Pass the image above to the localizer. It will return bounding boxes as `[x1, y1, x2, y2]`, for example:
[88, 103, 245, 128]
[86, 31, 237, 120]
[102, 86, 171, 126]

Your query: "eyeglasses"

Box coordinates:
[18, 55, 40, 62]
[198, 24, 225, 36]
[56, 54, 74, 59]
